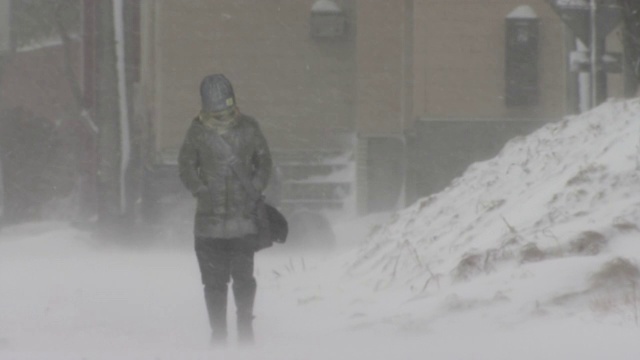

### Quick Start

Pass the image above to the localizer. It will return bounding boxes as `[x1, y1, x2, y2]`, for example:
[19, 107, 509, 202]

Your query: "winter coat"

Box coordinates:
[178, 113, 272, 239]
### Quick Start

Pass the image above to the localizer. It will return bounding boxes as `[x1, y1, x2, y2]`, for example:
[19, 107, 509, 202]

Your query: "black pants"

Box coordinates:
[195, 237, 257, 340]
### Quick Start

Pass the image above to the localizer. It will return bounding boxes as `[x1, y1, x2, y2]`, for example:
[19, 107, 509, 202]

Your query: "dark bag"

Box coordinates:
[206, 130, 288, 250]
[255, 198, 288, 250]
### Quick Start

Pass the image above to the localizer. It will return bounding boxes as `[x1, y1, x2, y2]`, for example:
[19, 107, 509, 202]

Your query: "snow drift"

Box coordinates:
[342, 98, 640, 324]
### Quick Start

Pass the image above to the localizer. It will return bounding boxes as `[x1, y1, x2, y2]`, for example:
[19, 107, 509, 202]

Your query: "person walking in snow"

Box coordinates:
[178, 74, 272, 345]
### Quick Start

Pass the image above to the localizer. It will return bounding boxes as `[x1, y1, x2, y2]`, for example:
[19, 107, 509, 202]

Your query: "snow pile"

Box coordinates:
[343, 99, 640, 324]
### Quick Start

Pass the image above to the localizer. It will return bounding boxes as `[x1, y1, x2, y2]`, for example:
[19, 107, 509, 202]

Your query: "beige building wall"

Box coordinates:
[411, 0, 567, 122]
[352, 0, 577, 214]
[354, 0, 570, 136]
[354, 0, 408, 136]
[141, 1, 630, 156]
[141, 0, 357, 158]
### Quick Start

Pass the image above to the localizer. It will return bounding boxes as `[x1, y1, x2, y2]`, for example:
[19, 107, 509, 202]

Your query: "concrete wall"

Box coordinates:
[405, 119, 548, 206]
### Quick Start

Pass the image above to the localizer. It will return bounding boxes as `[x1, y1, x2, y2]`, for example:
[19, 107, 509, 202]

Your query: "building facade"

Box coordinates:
[354, 0, 627, 212]
[138, 0, 628, 217]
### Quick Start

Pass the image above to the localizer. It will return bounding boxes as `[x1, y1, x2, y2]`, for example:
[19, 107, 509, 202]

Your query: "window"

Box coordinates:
[505, 6, 539, 107]
[310, 0, 346, 39]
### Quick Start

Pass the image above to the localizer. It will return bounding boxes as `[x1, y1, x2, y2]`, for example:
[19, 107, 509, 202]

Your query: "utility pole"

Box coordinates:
[590, 0, 598, 108]
[94, 0, 123, 229]
[0, 1, 10, 226]
[113, 0, 130, 215]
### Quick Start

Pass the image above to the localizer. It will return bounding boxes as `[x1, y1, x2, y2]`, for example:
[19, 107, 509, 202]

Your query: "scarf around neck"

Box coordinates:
[198, 108, 238, 133]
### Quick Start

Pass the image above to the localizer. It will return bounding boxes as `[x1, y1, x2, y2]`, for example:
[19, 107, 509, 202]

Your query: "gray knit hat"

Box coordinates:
[199, 74, 236, 113]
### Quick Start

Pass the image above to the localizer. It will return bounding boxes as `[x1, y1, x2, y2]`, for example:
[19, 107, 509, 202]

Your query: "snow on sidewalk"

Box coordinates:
[3, 99, 640, 359]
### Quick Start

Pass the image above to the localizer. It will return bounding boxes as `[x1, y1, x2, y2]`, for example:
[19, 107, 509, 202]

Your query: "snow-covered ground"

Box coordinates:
[2, 99, 640, 359]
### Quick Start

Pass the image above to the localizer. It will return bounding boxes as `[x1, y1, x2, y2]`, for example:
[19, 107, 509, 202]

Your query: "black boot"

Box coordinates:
[233, 278, 256, 344]
[237, 314, 255, 344]
[204, 285, 228, 346]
